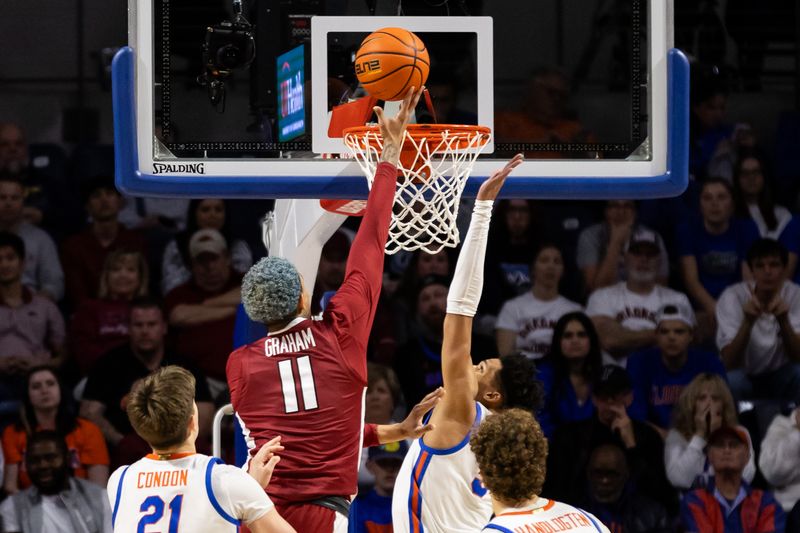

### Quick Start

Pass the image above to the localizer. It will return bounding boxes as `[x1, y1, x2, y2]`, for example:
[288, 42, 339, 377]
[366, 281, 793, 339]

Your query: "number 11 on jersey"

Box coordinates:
[278, 355, 319, 413]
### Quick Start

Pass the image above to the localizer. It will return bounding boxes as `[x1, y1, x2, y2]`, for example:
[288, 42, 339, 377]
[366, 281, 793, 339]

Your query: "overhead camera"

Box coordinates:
[197, 0, 256, 110]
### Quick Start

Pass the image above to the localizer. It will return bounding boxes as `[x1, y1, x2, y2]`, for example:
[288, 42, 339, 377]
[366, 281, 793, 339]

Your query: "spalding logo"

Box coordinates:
[355, 59, 381, 76]
[152, 163, 205, 175]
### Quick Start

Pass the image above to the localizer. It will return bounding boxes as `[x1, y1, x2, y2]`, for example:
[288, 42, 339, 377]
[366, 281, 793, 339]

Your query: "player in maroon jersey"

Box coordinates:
[227, 87, 429, 533]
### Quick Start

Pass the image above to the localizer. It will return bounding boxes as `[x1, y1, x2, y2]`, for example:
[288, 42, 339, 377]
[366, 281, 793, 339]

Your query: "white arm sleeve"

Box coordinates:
[446, 200, 493, 317]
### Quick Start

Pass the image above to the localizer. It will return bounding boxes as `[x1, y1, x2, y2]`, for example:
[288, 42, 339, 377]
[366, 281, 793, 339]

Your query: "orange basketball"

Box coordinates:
[354, 27, 430, 101]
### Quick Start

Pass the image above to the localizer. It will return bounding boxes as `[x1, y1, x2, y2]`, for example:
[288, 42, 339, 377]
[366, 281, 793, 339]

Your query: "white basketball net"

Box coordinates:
[343, 126, 491, 255]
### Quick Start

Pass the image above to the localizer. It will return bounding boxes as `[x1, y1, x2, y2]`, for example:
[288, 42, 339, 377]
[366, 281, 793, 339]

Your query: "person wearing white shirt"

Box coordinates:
[758, 406, 800, 513]
[496, 244, 582, 359]
[716, 238, 800, 404]
[664, 373, 756, 490]
[587, 229, 694, 366]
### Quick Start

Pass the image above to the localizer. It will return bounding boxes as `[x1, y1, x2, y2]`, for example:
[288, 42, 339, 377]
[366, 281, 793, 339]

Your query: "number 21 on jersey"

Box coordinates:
[278, 355, 319, 413]
[138, 494, 183, 532]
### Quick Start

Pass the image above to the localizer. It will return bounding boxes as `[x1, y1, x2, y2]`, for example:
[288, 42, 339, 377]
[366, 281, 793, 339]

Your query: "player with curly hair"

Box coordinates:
[471, 408, 609, 532]
[391, 154, 546, 532]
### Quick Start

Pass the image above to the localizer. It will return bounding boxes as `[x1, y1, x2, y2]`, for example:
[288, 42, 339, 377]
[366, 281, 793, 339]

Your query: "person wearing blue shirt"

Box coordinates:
[628, 303, 726, 436]
[536, 312, 603, 439]
[348, 441, 408, 533]
[677, 178, 759, 341]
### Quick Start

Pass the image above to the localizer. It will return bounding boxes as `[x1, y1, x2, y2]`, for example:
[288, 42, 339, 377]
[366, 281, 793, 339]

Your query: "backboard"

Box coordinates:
[113, 0, 688, 199]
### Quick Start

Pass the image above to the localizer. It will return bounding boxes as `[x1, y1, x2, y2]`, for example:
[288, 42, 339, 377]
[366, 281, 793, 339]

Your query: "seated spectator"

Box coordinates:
[758, 406, 800, 515]
[678, 178, 759, 337]
[480, 200, 544, 322]
[80, 298, 213, 451]
[160, 199, 252, 295]
[2, 366, 108, 494]
[681, 426, 785, 533]
[349, 441, 408, 533]
[578, 200, 669, 293]
[733, 153, 792, 240]
[688, 75, 735, 182]
[165, 229, 241, 397]
[544, 366, 675, 513]
[587, 229, 695, 365]
[0, 175, 63, 300]
[118, 196, 189, 234]
[60, 176, 146, 307]
[359, 362, 403, 491]
[627, 304, 726, 436]
[0, 431, 112, 533]
[0, 232, 65, 410]
[716, 239, 800, 404]
[0, 123, 70, 234]
[311, 228, 351, 314]
[69, 249, 148, 375]
[494, 67, 594, 158]
[394, 275, 448, 408]
[495, 244, 582, 359]
[536, 312, 603, 438]
[581, 442, 671, 533]
[665, 373, 756, 490]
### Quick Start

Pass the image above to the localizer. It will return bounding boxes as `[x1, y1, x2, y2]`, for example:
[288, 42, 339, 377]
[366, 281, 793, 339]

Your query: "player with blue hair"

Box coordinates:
[226, 87, 441, 533]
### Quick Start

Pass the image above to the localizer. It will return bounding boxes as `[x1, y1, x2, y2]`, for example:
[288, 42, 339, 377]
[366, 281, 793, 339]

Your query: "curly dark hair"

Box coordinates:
[497, 354, 544, 413]
[470, 408, 548, 506]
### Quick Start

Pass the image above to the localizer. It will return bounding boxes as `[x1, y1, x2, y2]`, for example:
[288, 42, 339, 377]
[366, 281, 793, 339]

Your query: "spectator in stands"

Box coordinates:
[160, 199, 252, 295]
[587, 229, 694, 365]
[0, 123, 67, 232]
[678, 177, 760, 338]
[359, 362, 404, 491]
[758, 406, 800, 515]
[494, 67, 594, 158]
[80, 298, 213, 451]
[69, 249, 148, 375]
[311, 228, 351, 314]
[394, 275, 448, 408]
[60, 176, 146, 307]
[2, 366, 108, 494]
[349, 441, 408, 533]
[665, 373, 756, 490]
[165, 229, 241, 398]
[536, 311, 603, 438]
[495, 243, 582, 360]
[0, 232, 65, 411]
[582, 442, 671, 533]
[481, 200, 544, 322]
[716, 239, 800, 404]
[681, 426, 785, 533]
[544, 365, 675, 513]
[0, 175, 63, 300]
[627, 304, 726, 437]
[0, 431, 112, 533]
[118, 195, 189, 234]
[733, 153, 792, 240]
[688, 75, 735, 182]
[577, 200, 669, 293]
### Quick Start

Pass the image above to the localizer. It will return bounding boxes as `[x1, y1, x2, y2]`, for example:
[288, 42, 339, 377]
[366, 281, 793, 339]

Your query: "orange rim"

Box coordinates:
[343, 124, 491, 151]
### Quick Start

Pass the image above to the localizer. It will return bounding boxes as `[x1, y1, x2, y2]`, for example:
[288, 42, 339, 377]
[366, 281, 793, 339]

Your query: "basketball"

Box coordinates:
[354, 27, 430, 101]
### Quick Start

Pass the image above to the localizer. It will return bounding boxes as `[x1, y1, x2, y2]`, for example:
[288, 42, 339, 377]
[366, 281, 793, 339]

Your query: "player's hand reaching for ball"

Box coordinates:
[376, 86, 424, 165]
[476, 154, 524, 201]
[248, 436, 285, 489]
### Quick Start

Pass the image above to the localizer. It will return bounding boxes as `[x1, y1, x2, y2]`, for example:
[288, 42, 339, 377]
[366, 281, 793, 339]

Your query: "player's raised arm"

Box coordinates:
[328, 88, 423, 348]
[428, 155, 524, 439]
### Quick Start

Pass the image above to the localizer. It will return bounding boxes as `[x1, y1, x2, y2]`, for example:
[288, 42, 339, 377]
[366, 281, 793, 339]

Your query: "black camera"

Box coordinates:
[198, 6, 256, 109]
[203, 17, 255, 76]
